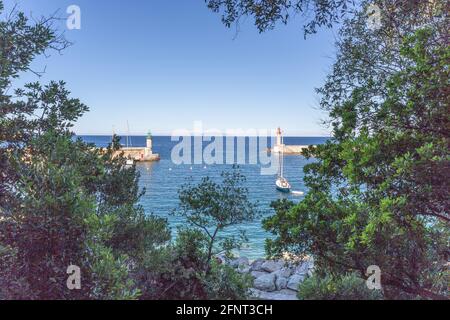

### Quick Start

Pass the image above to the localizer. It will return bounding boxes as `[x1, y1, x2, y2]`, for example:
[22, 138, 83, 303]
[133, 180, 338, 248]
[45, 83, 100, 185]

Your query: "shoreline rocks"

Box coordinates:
[224, 256, 314, 300]
[253, 273, 277, 291]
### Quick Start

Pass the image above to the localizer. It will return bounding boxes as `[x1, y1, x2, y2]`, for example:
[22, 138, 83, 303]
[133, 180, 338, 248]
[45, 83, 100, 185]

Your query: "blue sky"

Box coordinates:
[4, 0, 338, 136]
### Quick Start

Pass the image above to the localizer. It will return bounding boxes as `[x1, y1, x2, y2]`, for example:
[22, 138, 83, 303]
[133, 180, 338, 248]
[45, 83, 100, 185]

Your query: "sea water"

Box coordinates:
[78, 135, 328, 258]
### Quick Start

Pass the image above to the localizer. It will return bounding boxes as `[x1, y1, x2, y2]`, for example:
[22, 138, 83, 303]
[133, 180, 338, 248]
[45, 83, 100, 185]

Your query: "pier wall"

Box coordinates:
[113, 147, 160, 162]
[268, 144, 311, 155]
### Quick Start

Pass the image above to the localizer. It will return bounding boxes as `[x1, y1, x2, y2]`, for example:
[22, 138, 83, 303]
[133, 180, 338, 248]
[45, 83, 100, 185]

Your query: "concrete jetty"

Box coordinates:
[112, 132, 160, 162]
[269, 144, 310, 154]
[267, 128, 313, 155]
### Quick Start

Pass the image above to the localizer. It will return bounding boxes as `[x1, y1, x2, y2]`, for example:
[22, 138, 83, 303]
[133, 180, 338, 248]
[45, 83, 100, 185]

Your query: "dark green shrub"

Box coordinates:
[204, 261, 253, 300]
[298, 273, 383, 300]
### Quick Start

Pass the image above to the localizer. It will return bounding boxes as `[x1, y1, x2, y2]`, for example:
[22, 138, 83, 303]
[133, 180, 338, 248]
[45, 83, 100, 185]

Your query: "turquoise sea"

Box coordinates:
[78, 135, 329, 258]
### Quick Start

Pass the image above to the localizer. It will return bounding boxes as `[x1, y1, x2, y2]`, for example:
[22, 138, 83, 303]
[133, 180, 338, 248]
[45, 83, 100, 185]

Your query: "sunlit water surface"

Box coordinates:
[79, 136, 328, 258]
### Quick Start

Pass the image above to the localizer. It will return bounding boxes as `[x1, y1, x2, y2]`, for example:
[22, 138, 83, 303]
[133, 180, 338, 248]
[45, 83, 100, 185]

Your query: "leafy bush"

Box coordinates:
[0, 2, 171, 300]
[262, 2, 450, 300]
[204, 261, 253, 300]
[298, 273, 383, 300]
[136, 228, 252, 300]
[175, 167, 259, 271]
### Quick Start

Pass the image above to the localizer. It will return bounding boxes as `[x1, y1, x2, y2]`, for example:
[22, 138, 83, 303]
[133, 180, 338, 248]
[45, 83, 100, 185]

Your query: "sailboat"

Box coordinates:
[275, 132, 291, 193]
[125, 120, 134, 166]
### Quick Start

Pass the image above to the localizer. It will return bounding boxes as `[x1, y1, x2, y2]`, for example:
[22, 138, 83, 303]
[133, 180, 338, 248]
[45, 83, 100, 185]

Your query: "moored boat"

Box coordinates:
[275, 128, 291, 193]
[276, 176, 291, 193]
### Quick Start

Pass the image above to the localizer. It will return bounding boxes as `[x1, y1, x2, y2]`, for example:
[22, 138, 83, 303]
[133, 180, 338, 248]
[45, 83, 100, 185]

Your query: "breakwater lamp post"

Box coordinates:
[145, 131, 153, 157]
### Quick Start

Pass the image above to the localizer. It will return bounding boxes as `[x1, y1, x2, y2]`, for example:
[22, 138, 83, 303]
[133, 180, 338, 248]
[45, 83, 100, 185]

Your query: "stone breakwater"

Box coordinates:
[226, 257, 314, 300]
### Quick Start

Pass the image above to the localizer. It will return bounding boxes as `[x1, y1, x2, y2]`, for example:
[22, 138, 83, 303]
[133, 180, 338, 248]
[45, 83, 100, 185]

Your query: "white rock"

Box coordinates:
[250, 258, 265, 271]
[261, 260, 284, 273]
[249, 288, 298, 301]
[294, 262, 309, 275]
[278, 288, 299, 295]
[237, 265, 251, 274]
[230, 256, 249, 268]
[274, 267, 293, 278]
[248, 288, 263, 299]
[253, 273, 276, 292]
[275, 276, 288, 290]
[287, 274, 305, 291]
[250, 271, 267, 279]
[229, 258, 238, 267]
[239, 256, 249, 265]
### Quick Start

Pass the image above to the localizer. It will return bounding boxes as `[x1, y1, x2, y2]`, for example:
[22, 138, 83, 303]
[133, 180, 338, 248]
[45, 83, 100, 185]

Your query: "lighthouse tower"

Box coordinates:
[276, 127, 282, 147]
[144, 131, 153, 157]
[273, 127, 285, 153]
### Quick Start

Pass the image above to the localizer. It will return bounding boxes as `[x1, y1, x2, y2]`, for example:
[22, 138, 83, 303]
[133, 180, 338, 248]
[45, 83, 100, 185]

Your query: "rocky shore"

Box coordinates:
[225, 257, 314, 300]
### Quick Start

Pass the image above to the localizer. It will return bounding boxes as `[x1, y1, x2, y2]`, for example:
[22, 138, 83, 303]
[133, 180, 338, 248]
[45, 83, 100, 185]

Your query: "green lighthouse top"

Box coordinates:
[147, 131, 152, 139]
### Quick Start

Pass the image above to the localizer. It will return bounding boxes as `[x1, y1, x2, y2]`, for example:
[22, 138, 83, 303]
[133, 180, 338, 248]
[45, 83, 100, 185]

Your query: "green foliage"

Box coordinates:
[205, 260, 253, 300]
[298, 273, 383, 300]
[0, 2, 171, 300]
[0, 244, 34, 299]
[0, 11, 255, 298]
[205, 1, 436, 37]
[205, 0, 356, 36]
[264, 2, 449, 300]
[3, 0, 447, 301]
[174, 166, 259, 270]
[138, 168, 259, 300]
[136, 228, 209, 300]
[135, 226, 252, 300]
[87, 243, 140, 300]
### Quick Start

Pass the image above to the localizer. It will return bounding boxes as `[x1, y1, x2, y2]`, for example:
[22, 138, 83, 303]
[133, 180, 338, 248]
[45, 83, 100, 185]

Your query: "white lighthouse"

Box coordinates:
[273, 127, 284, 153]
[144, 131, 153, 157]
[276, 127, 282, 146]
[267, 127, 312, 155]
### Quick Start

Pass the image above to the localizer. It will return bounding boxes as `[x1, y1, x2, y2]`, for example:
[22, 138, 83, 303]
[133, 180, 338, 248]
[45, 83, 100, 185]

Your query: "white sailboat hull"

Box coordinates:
[275, 129, 291, 193]
[276, 177, 291, 193]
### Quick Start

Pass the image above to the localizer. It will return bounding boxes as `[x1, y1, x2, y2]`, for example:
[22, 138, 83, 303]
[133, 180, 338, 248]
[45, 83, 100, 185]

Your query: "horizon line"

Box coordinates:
[75, 133, 332, 137]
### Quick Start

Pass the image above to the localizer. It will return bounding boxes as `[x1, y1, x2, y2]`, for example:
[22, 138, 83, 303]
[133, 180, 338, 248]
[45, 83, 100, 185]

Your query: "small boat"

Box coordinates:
[123, 121, 135, 167]
[275, 128, 291, 193]
[276, 176, 291, 193]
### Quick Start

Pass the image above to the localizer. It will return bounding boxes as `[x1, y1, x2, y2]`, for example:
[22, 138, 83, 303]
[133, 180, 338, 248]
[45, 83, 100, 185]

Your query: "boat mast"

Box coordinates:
[278, 146, 281, 178]
[281, 134, 284, 178]
[126, 120, 130, 147]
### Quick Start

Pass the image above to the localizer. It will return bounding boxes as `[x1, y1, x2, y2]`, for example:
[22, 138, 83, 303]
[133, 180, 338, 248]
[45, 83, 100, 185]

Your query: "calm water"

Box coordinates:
[78, 135, 329, 258]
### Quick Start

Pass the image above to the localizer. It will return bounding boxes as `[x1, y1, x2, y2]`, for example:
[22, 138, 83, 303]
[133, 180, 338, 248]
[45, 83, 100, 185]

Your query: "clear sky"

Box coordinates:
[4, 0, 338, 136]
